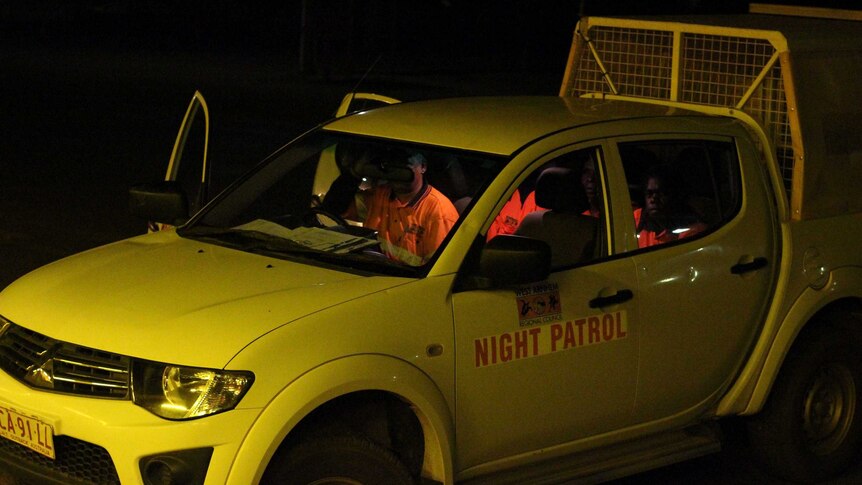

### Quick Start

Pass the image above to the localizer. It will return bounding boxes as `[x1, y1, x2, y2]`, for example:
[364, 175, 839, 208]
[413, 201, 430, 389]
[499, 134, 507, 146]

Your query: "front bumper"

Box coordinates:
[0, 371, 261, 485]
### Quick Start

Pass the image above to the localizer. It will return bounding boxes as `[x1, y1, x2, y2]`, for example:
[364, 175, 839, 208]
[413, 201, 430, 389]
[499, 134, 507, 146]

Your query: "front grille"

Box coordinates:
[0, 433, 120, 485]
[0, 323, 130, 399]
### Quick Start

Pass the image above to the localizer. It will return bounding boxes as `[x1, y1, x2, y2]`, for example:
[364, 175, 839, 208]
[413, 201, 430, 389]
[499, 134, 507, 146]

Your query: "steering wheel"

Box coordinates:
[304, 206, 350, 228]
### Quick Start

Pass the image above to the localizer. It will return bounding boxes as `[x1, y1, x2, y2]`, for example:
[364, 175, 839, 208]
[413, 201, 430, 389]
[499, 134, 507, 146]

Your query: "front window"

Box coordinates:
[180, 131, 505, 274]
[486, 145, 608, 270]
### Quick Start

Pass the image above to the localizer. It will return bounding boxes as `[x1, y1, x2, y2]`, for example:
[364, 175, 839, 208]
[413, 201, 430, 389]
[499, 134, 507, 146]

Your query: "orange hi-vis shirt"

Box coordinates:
[487, 190, 541, 240]
[361, 184, 459, 266]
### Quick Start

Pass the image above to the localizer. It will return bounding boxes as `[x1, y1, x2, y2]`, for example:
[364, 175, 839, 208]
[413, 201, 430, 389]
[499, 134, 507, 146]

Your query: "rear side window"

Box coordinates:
[618, 140, 741, 250]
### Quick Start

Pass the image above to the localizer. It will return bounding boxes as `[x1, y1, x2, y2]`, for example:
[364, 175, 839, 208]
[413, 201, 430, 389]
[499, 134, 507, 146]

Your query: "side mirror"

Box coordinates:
[457, 235, 551, 291]
[129, 181, 189, 226]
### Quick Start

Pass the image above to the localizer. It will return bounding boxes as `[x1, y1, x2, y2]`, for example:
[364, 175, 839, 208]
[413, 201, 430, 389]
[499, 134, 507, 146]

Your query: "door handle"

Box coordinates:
[589, 289, 633, 308]
[731, 256, 768, 275]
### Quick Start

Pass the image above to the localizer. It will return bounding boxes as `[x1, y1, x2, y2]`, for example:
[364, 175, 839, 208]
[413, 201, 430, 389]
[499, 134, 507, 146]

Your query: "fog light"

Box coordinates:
[140, 448, 213, 485]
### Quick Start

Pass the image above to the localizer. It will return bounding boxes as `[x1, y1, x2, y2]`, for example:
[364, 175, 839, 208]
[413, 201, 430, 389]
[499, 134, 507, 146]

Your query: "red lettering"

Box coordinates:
[476, 327, 544, 368]
[550, 324, 562, 351]
[5, 412, 13, 432]
[36, 424, 51, 451]
[0, 409, 5, 431]
[514, 330, 529, 359]
[529, 327, 541, 356]
[616, 312, 627, 338]
[588, 317, 601, 344]
[26, 420, 32, 441]
[475, 338, 490, 367]
[473, 313, 628, 367]
[602, 314, 615, 341]
[574, 318, 586, 346]
[500, 333, 512, 362]
[16, 417, 24, 437]
[563, 321, 577, 349]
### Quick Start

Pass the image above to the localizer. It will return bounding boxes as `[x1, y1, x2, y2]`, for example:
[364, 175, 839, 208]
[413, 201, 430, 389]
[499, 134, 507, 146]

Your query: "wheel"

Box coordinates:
[748, 326, 862, 482]
[304, 206, 349, 228]
[261, 435, 414, 485]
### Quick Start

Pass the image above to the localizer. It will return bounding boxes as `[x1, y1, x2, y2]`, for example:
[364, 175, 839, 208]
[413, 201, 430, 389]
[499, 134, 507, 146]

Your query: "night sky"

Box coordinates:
[1, 0, 860, 289]
[0, 1, 755, 74]
[3, 1, 859, 75]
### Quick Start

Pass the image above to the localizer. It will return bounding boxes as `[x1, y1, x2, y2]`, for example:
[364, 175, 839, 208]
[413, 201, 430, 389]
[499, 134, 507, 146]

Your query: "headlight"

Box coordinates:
[132, 360, 254, 420]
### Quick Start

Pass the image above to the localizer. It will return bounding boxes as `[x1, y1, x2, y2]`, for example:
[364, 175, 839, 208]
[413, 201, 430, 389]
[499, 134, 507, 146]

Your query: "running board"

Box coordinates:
[460, 424, 722, 484]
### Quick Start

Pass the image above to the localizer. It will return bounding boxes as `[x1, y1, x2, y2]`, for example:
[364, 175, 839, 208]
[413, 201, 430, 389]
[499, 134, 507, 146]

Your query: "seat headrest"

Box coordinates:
[534, 167, 588, 213]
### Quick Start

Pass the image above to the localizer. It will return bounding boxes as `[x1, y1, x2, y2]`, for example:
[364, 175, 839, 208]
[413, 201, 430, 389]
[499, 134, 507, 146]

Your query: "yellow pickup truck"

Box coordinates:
[1, 5, 862, 484]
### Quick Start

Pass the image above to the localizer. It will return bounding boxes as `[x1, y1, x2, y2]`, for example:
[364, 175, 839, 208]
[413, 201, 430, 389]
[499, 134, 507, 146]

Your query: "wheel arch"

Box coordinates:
[226, 354, 455, 485]
[745, 266, 862, 415]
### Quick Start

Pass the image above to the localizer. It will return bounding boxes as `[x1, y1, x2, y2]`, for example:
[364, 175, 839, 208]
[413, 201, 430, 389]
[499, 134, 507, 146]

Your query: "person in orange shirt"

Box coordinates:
[486, 187, 541, 240]
[325, 150, 459, 266]
[634, 166, 707, 248]
[580, 158, 602, 218]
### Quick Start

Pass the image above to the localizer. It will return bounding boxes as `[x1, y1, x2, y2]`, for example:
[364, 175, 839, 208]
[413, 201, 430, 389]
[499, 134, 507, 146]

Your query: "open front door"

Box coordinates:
[152, 91, 210, 231]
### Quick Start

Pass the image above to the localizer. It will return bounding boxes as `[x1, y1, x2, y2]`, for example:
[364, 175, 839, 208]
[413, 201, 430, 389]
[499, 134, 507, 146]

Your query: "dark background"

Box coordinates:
[2, 0, 857, 287]
[2, 1, 862, 482]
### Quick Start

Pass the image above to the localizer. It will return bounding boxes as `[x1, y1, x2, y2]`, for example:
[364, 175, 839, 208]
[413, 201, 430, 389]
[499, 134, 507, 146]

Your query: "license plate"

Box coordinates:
[0, 404, 55, 459]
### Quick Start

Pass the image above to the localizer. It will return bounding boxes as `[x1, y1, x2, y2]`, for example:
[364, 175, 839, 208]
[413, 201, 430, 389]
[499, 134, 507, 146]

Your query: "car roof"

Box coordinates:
[322, 96, 701, 155]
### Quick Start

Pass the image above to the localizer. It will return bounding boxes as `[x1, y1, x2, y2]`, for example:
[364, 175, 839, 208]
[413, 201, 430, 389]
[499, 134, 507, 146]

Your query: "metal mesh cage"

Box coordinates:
[575, 26, 674, 100]
[680, 33, 793, 188]
[569, 24, 795, 195]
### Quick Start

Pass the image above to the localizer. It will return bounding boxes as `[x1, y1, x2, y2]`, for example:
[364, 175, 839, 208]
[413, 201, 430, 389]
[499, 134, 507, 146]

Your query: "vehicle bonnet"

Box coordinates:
[0, 231, 407, 368]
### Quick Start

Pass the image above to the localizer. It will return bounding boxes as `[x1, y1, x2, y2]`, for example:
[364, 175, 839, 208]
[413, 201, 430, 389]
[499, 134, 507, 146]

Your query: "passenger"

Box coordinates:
[581, 158, 601, 218]
[324, 149, 459, 266]
[487, 186, 542, 240]
[634, 166, 707, 248]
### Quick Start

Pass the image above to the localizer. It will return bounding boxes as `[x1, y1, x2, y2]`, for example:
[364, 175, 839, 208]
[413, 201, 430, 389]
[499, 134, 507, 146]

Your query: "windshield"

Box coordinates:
[180, 130, 506, 274]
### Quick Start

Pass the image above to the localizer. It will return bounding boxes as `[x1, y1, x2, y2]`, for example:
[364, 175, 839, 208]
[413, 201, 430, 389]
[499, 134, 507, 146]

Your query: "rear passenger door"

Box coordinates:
[613, 136, 777, 421]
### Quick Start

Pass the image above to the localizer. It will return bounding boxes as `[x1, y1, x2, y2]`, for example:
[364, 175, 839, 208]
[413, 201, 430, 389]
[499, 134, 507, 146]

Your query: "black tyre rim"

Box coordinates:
[803, 362, 857, 456]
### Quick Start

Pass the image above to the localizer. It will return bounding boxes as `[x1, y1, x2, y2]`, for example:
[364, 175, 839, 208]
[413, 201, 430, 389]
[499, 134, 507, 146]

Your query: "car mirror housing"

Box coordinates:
[129, 181, 190, 226]
[458, 235, 551, 291]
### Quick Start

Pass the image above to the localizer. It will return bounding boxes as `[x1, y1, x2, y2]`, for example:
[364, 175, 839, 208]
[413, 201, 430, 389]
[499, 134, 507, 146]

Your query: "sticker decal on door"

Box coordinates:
[516, 282, 563, 327]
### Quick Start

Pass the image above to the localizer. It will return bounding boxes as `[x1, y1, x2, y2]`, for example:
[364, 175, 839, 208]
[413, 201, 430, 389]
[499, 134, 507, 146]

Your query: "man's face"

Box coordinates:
[645, 177, 668, 216]
[390, 158, 424, 197]
[581, 159, 597, 199]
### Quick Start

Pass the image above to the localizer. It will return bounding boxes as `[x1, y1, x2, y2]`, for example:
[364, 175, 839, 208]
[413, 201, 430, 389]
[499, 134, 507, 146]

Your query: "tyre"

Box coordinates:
[261, 435, 415, 485]
[748, 326, 862, 482]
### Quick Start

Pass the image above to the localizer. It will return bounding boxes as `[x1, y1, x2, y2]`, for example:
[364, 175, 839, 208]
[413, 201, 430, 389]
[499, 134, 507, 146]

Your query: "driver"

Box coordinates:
[323, 148, 458, 266]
